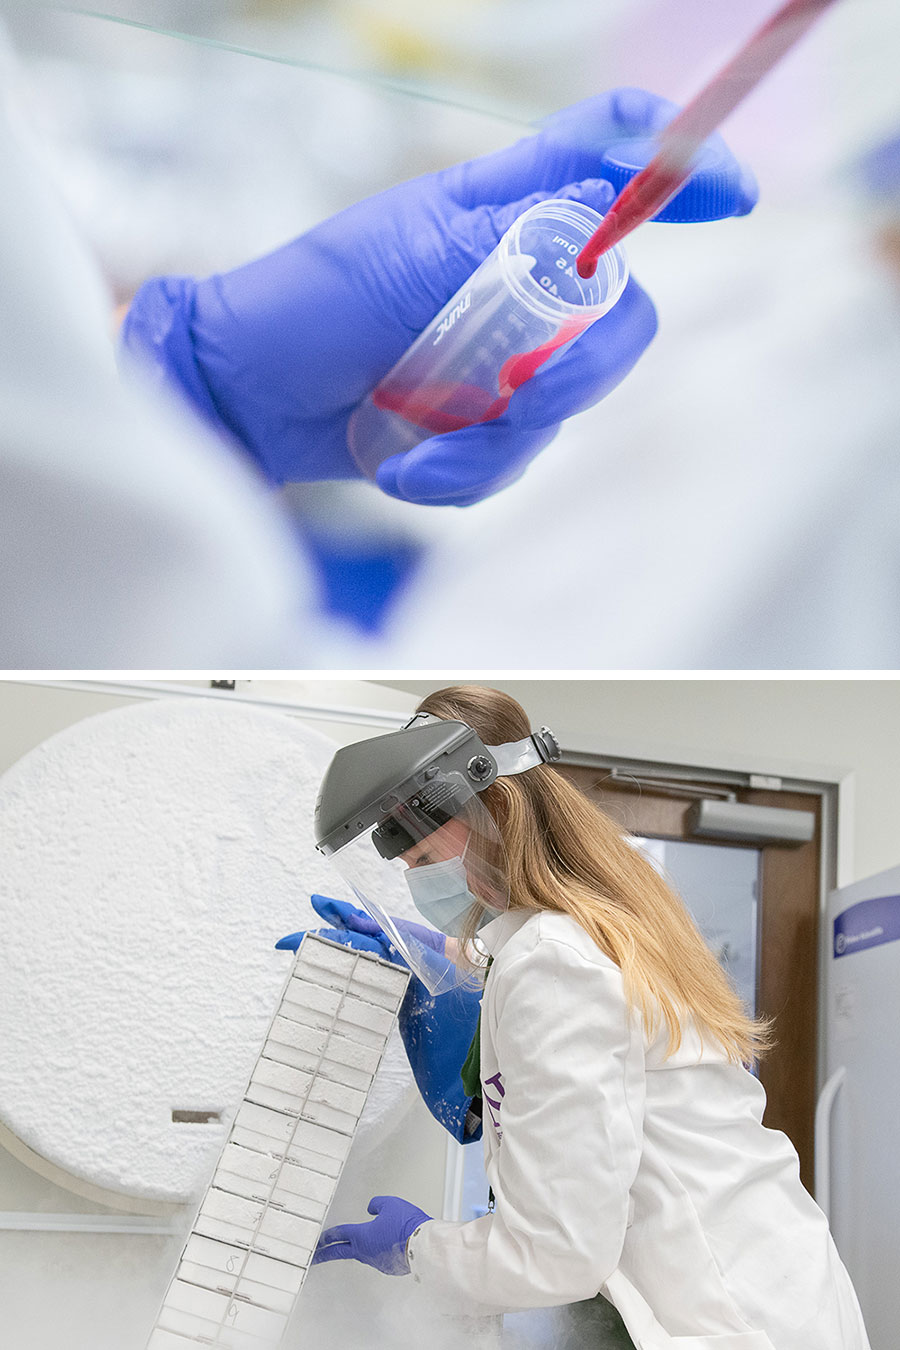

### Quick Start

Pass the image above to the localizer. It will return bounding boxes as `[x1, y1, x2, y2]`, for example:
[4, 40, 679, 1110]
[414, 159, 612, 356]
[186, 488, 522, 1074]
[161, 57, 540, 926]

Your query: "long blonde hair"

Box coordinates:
[417, 685, 772, 1066]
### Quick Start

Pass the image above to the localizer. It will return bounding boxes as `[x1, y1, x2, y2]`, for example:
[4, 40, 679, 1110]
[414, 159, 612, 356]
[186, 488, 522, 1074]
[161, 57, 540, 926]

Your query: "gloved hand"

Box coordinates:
[312, 1195, 431, 1275]
[275, 894, 445, 963]
[121, 87, 757, 506]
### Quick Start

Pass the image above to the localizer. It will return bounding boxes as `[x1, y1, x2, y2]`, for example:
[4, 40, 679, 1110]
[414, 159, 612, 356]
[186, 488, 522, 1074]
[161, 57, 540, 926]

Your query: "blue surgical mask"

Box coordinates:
[405, 854, 483, 939]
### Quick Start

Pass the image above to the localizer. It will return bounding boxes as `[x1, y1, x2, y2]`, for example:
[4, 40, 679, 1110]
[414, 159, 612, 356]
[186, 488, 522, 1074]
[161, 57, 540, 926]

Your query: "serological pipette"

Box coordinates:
[577, 0, 843, 277]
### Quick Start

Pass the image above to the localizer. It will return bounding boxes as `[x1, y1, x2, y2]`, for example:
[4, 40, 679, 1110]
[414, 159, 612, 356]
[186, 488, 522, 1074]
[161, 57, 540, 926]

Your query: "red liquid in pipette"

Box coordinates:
[373, 317, 589, 434]
[576, 163, 687, 277]
[577, 0, 840, 276]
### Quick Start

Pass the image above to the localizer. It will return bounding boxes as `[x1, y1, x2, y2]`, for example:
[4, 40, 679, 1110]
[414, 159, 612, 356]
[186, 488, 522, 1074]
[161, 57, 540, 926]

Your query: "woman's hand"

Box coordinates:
[274, 893, 446, 963]
[311, 1195, 431, 1275]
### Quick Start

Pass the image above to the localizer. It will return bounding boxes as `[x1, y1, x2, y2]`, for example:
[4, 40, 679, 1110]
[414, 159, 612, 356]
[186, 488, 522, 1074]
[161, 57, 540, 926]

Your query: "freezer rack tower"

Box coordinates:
[147, 934, 410, 1349]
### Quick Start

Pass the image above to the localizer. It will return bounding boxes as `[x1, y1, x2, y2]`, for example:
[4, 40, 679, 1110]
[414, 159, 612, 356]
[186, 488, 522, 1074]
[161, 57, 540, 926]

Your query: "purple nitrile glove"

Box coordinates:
[275, 894, 445, 965]
[312, 1195, 431, 1275]
[121, 87, 757, 507]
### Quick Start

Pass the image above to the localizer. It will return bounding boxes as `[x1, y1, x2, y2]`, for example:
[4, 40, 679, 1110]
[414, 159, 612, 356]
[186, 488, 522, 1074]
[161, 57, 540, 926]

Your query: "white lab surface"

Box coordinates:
[410, 910, 871, 1350]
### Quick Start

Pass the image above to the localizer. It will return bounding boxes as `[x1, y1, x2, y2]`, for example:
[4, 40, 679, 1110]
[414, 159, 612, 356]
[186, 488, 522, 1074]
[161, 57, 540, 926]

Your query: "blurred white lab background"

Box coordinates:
[5, 0, 900, 664]
[2, 676, 900, 1348]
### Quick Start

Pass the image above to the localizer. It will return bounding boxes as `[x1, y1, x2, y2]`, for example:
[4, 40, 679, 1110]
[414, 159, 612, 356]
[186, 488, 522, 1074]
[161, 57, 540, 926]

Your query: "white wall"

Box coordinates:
[0, 679, 419, 779]
[381, 679, 900, 886]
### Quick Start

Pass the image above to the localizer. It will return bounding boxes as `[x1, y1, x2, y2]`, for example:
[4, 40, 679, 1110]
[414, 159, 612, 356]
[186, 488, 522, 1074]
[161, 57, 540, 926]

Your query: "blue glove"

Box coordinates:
[121, 87, 756, 506]
[312, 1195, 431, 1275]
[275, 894, 445, 963]
[399, 977, 483, 1144]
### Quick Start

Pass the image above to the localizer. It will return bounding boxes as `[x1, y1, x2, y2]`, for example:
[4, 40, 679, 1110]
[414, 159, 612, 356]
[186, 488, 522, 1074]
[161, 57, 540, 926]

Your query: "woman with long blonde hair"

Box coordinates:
[280, 685, 869, 1349]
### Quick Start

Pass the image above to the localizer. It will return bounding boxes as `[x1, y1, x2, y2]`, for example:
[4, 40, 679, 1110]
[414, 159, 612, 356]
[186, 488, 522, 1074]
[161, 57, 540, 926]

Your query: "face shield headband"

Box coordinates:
[368, 713, 561, 861]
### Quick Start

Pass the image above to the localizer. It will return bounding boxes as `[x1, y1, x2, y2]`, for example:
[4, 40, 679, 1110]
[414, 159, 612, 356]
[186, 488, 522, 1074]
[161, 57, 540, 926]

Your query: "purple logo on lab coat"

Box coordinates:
[483, 1071, 505, 1139]
[833, 893, 900, 958]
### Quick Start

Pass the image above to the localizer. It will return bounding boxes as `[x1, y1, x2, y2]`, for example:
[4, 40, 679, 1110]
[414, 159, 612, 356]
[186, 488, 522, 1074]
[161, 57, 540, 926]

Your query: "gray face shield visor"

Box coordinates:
[313, 714, 560, 993]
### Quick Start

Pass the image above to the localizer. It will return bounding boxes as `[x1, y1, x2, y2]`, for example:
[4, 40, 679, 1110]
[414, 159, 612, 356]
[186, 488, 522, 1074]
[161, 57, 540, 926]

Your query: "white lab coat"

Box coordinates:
[0, 32, 326, 669]
[408, 910, 870, 1350]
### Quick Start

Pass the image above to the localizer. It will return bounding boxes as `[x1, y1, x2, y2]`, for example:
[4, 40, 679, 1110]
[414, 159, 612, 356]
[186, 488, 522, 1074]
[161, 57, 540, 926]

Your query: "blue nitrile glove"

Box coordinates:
[274, 894, 445, 963]
[398, 977, 483, 1143]
[121, 87, 757, 507]
[312, 1195, 431, 1275]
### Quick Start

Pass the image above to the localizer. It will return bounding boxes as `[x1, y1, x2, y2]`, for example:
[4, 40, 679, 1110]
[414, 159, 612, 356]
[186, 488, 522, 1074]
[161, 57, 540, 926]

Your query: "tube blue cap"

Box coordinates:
[598, 137, 745, 222]
[860, 133, 900, 200]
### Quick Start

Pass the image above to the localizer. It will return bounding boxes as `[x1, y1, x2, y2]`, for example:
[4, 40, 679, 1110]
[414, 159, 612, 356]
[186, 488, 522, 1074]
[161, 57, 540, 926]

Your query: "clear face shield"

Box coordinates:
[315, 714, 560, 995]
[326, 779, 508, 995]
